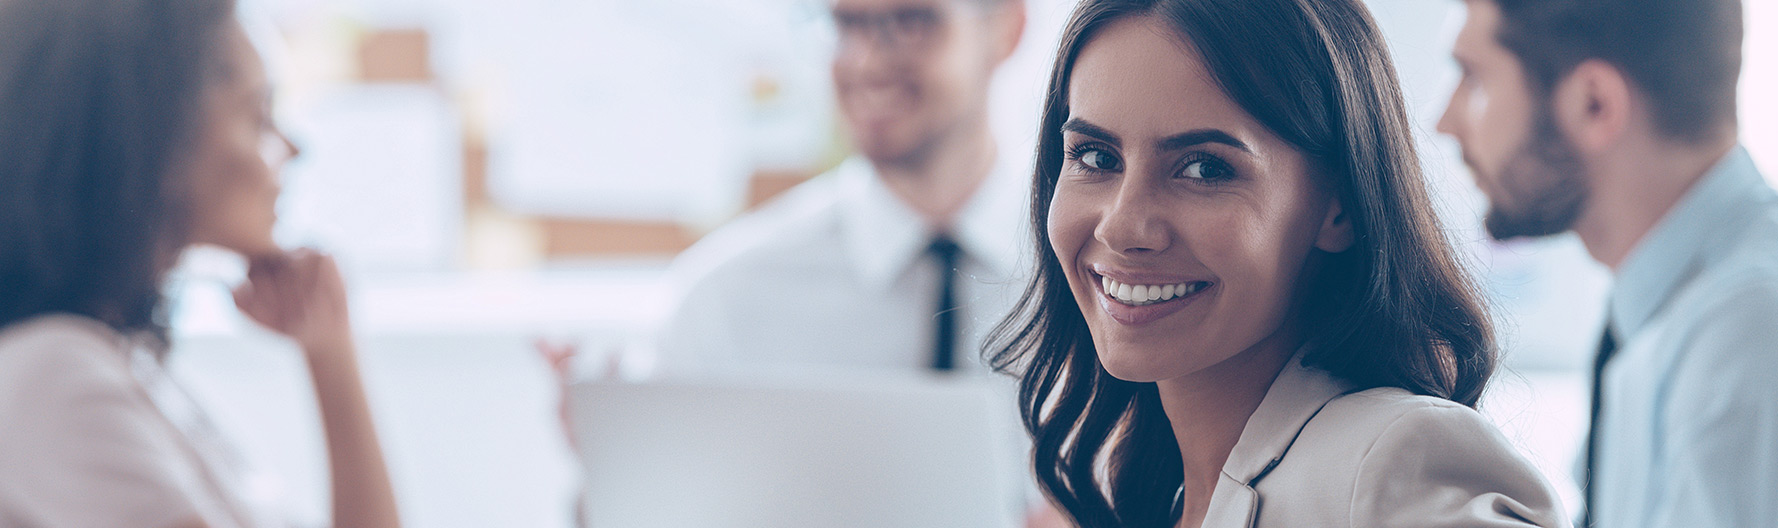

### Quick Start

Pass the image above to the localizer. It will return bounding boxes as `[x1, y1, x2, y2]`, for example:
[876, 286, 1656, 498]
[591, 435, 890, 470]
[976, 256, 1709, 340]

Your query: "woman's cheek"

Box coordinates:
[1047, 188, 1095, 262]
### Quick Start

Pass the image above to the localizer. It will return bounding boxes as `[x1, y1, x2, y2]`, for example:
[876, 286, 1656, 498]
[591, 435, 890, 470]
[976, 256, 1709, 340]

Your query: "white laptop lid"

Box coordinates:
[569, 372, 1022, 528]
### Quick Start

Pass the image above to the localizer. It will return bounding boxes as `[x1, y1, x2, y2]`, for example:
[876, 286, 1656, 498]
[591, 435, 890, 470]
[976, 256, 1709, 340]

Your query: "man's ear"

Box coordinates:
[1552, 59, 1632, 153]
[989, 0, 1026, 64]
[1315, 196, 1355, 253]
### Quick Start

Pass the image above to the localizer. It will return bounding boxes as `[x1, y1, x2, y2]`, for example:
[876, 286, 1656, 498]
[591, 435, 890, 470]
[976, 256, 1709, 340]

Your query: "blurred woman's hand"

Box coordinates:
[234, 247, 399, 528]
[536, 339, 581, 448]
[535, 339, 624, 450]
[232, 248, 353, 355]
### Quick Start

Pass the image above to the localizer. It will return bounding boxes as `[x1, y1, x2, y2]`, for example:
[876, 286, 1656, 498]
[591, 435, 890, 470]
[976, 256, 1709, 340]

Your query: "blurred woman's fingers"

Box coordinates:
[535, 339, 579, 381]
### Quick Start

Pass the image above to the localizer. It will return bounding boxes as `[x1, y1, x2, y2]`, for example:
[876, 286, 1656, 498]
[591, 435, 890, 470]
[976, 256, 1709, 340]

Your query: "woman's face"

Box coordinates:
[1049, 16, 1352, 383]
[182, 22, 298, 259]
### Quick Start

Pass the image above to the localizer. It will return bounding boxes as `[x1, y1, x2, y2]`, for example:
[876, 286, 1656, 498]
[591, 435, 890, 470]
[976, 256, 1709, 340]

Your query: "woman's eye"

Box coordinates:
[1180, 159, 1232, 181]
[1080, 149, 1120, 171]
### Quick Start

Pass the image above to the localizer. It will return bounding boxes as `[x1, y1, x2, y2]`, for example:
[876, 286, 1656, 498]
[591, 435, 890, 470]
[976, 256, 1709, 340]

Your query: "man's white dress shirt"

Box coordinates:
[656, 155, 1031, 375]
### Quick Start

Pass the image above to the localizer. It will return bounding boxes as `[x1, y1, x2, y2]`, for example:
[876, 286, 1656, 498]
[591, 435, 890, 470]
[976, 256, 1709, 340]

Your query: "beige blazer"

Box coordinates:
[1197, 356, 1567, 527]
[0, 315, 260, 528]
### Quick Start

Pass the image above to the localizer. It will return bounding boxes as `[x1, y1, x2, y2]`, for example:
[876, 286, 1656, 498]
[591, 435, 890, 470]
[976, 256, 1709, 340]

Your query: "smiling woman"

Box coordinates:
[988, 0, 1568, 526]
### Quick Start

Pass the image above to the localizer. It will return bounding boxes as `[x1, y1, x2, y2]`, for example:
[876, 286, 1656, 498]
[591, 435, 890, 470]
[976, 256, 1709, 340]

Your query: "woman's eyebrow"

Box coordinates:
[1157, 129, 1250, 153]
[1060, 118, 1120, 147]
[1062, 118, 1250, 154]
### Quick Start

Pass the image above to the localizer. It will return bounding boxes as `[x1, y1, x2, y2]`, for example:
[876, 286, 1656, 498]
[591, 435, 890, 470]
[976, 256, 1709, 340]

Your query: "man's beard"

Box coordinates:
[1481, 107, 1590, 241]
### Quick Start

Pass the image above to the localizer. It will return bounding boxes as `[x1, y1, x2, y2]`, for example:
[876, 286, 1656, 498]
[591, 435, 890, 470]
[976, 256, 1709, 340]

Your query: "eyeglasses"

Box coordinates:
[831, 6, 944, 52]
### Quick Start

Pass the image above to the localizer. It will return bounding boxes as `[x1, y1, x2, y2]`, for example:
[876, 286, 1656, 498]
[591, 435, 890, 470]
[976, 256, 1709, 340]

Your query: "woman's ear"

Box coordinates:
[1315, 197, 1354, 253]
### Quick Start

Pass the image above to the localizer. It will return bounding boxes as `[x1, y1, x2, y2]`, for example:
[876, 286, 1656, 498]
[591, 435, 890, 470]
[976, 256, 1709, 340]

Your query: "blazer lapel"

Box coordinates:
[1201, 473, 1260, 527]
[1201, 352, 1349, 527]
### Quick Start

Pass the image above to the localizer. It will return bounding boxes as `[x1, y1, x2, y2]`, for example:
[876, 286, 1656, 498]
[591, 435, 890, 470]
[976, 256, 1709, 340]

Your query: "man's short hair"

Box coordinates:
[1490, 0, 1742, 143]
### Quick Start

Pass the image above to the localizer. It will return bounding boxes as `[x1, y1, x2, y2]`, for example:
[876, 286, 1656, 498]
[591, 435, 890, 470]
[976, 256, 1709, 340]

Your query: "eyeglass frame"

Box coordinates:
[829, 4, 951, 53]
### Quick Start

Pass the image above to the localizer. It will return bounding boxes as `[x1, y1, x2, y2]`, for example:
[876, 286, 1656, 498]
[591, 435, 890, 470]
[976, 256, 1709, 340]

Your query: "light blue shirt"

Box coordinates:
[1590, 146, 1778, 527]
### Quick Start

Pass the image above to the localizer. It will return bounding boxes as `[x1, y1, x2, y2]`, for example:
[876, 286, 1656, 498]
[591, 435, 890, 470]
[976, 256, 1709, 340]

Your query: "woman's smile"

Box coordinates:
[1089, 267, 1217, 326]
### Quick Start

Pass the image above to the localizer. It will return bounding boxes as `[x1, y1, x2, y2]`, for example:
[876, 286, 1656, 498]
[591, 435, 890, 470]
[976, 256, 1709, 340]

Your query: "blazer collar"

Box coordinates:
[1223, 351, 1349, 482]
[1201, 351, 1350, 526]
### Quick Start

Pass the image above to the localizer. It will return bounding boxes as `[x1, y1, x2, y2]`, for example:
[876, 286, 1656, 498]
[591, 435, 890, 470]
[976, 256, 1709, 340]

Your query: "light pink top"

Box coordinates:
[0, 315, 264, 528]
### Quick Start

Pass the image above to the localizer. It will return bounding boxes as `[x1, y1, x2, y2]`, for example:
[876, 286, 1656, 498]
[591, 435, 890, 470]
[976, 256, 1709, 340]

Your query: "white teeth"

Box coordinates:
[1100, 276, 1209, 306]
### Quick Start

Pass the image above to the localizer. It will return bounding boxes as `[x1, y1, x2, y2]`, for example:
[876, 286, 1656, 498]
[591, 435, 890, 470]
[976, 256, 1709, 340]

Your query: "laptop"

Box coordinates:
[569, 370, 1024, 528]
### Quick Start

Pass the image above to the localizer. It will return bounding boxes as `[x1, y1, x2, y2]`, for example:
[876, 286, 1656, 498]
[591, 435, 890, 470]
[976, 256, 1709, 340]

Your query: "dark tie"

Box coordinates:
[1582, 327, 1619, 527]
[928, 236, 961, 372]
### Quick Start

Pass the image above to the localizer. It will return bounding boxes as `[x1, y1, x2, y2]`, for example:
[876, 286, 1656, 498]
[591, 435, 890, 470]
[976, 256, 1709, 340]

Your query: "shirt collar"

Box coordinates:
[837, 153, 1032, 292]
[1610, 146, 1772, 339]
[1219, 350, 1350, 485]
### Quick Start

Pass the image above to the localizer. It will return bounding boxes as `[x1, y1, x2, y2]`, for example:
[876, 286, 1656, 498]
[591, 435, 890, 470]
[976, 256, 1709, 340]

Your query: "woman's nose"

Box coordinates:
[1093, 182, 1170, 255]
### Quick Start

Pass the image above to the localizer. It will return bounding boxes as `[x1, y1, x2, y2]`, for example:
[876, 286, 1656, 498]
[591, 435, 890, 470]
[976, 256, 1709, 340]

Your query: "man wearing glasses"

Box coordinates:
[657, 0, 1029, 382]
[650, 1, 1047, 520]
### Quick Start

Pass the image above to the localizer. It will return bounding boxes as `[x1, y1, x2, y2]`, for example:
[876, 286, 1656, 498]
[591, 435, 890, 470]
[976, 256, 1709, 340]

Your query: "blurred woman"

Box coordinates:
[990, 0, 1566, 526]
[0, 1, 400, 527]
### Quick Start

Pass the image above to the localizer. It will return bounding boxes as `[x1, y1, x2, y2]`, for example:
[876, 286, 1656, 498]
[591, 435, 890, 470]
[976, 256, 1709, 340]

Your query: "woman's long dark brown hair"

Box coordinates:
[987, 0, 1497, 525]
[0, 0, 236, 336]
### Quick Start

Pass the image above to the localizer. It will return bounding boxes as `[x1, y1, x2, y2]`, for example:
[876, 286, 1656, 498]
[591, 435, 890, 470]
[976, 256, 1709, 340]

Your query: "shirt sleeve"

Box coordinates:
[0, 332, 223, 528]
[653, 262, 742, 376]
[1650, 281, 1778, 527]
[1350, 403, 1569, 528]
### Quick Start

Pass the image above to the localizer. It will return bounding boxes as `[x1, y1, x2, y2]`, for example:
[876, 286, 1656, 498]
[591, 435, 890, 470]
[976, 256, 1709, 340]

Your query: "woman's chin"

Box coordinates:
[202, 237, 284, 262]
[240, 243, 286, 261]
[1096, 353, 1174, 383]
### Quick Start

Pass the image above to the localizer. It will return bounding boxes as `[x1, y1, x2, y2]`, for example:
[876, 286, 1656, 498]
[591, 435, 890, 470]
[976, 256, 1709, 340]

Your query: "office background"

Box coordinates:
[157, 0, 1778, 526]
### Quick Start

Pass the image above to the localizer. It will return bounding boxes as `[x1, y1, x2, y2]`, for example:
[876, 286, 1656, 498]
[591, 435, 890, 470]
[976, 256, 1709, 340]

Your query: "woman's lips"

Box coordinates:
[1091, 270, 1214, 326]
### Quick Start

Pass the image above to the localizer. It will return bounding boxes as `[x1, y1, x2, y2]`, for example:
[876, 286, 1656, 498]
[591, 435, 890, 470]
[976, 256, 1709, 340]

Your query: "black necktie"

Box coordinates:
[928, 236, 961, 372]
[1582, 327, 1619, 527]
